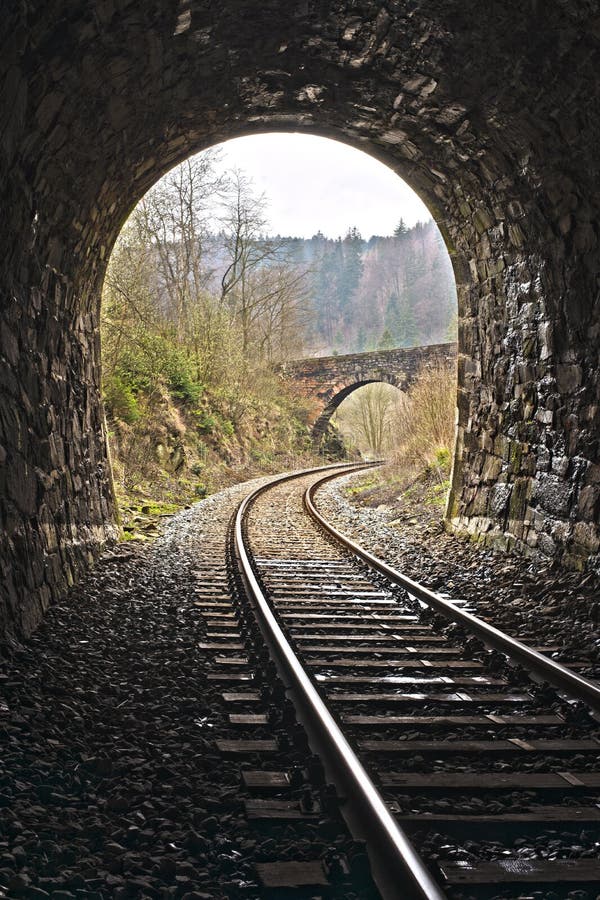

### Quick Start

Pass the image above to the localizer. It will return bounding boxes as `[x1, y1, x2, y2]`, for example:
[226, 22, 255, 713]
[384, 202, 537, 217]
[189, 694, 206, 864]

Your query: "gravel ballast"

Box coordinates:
[2, 465, 599, 899]
[0, 476, 377, 899]
[315, 471, 600, 678]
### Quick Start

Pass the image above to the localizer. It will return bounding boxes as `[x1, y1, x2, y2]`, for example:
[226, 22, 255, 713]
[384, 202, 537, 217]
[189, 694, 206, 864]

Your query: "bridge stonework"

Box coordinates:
[2, 2, 600, 637]
[280, 344, 457, 443]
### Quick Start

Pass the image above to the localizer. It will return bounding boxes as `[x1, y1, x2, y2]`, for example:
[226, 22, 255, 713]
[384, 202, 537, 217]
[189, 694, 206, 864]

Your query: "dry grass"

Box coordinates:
[390, 360, 457, 470]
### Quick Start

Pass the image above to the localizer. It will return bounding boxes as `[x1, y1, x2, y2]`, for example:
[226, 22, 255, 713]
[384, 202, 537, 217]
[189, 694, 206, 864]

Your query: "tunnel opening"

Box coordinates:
[2, 2, 600, 637]
[100, 132, 458, 538]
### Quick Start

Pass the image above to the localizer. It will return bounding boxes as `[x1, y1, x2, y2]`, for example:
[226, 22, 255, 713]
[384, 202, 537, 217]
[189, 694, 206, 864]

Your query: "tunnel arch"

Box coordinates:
[2, 2, 600, 635]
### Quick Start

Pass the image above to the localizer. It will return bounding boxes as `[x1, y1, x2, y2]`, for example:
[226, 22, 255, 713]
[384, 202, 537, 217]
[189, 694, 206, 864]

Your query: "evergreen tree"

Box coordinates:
[397, 301, 419, 347]
[384, 293, 403, 344]
[311, 239, 340, 347]
[378, 328, 395, 350]
[301, 217, 456, 353]
[339, 227, 364, 325]
[356, 326, 368, 352]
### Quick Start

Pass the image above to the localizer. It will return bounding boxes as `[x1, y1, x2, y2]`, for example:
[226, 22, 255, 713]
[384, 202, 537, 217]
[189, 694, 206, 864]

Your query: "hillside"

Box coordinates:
[200, 219, 457, 355]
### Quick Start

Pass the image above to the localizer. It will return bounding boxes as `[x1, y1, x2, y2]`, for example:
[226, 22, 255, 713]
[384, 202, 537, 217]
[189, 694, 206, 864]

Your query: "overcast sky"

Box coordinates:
[209, 133, 431, 240]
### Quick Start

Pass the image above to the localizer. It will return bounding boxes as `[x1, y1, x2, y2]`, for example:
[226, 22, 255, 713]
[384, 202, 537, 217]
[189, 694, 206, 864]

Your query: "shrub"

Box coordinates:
[434, 446, 451, 469]
[391, 361, 456, 468]
[164, 348, 203, 405]
[103, 374, 140, 424]
[250, 447, 273, 467]
[195, 410, 217, 434]
[106, 334, 202, 406]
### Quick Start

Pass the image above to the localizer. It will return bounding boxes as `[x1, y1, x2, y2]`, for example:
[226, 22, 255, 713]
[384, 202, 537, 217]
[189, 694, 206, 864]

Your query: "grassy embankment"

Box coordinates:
[341, 362, 457, 526]
[104, 356, 318, 540]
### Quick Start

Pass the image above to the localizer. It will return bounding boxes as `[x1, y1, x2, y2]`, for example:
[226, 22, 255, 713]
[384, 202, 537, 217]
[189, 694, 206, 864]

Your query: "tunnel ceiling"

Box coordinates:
[3, 1, 599, 285]
[1, 1, 600, 635]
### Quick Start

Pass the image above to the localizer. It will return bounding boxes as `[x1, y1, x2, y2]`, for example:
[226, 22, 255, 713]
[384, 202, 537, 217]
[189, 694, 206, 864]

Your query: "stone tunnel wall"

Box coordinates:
[1, 1, 600, 637]
[0, 254, 118, 637]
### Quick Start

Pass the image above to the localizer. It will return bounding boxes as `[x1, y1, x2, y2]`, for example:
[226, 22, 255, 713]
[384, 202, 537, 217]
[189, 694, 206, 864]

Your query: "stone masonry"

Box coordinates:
[1, 1, 600, 636]
[280, 343, 457, 442]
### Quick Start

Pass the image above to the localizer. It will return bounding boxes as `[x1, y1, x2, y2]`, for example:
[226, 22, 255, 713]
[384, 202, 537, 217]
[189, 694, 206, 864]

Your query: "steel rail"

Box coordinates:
[232, 461, 446, 900]
[305, 468, 600, 715]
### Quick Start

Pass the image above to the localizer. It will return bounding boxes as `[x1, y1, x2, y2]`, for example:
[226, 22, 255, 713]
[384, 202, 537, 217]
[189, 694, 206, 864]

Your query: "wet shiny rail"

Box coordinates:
[305, 469, 600, 714]
[231, 462, 600, 899]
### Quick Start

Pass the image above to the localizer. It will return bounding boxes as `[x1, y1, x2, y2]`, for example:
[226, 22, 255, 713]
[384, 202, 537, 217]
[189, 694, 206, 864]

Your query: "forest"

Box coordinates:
[283, 219, 456, 355]
[100, 149, 457, 533]
[197, 214, 456, 357]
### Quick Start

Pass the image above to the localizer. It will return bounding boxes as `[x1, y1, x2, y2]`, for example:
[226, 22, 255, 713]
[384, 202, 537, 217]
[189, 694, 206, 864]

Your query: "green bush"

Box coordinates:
[107, 334, 203, 406]
[195, 410, 217, 434]
[434, 447, 451, 470]
[108, 341, 159, 395]
[425, 477, 451, 506]
[103, 374, 140, 424]
[250, 447, 273, 467]
[164, 348, 203, 405]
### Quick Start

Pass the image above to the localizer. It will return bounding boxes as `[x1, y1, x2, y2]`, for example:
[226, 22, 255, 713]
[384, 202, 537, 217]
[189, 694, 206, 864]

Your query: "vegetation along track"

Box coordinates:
[231, 463, 600, 900]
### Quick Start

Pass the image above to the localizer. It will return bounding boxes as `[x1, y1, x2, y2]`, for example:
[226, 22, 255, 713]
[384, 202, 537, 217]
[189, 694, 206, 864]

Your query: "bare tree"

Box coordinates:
[136, 152, 226, 343]
[254, 262, 313, 363]
[220, 169, 311, 360]
[104, 153, 313, 392]
[102, 216, 160, 378]
[333, 383, 398, 455]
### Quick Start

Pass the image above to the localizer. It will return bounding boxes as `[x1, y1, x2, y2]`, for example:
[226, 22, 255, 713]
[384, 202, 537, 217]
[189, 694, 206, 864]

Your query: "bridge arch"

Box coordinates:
[281, 345, 456, 445]
[2, 3, 600, 634]
[313, 376, 405, 446]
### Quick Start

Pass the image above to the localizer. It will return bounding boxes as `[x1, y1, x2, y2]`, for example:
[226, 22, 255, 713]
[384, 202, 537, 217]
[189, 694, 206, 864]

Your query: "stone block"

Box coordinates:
[578, 484, 600, 521]
[538, 532, 557, 557]
[481, 453, 502, 481]
[489, 482, 512, 516]
[470, 486, 490, 516]
[533, 474, 572, 517]
[585, 463, 600, 484]
[573, 521, 600, 553]
[493, 434, 509, 459]
[536, 446, 551, 472]
[7, 453, 38, 517]
[509, 477, 532, 520]
[556, 363, 582, 394]
[508, 222, 525, 248]
[535, 408, 554, 425]
[551, 454, 569, 477]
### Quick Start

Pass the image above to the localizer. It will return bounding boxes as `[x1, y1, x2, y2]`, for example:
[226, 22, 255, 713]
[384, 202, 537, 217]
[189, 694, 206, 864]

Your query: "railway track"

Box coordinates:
[228, 462, 600, 899]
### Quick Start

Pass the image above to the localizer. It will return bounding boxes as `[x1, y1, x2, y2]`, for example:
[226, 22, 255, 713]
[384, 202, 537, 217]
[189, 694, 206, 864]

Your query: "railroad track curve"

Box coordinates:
[228, 462, 600, 900]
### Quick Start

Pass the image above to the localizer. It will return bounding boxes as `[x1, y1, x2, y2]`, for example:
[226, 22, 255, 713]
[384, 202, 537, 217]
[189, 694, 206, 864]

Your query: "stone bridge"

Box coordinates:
[280, 343, 457, 443]
[2, 2, 600, 637]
